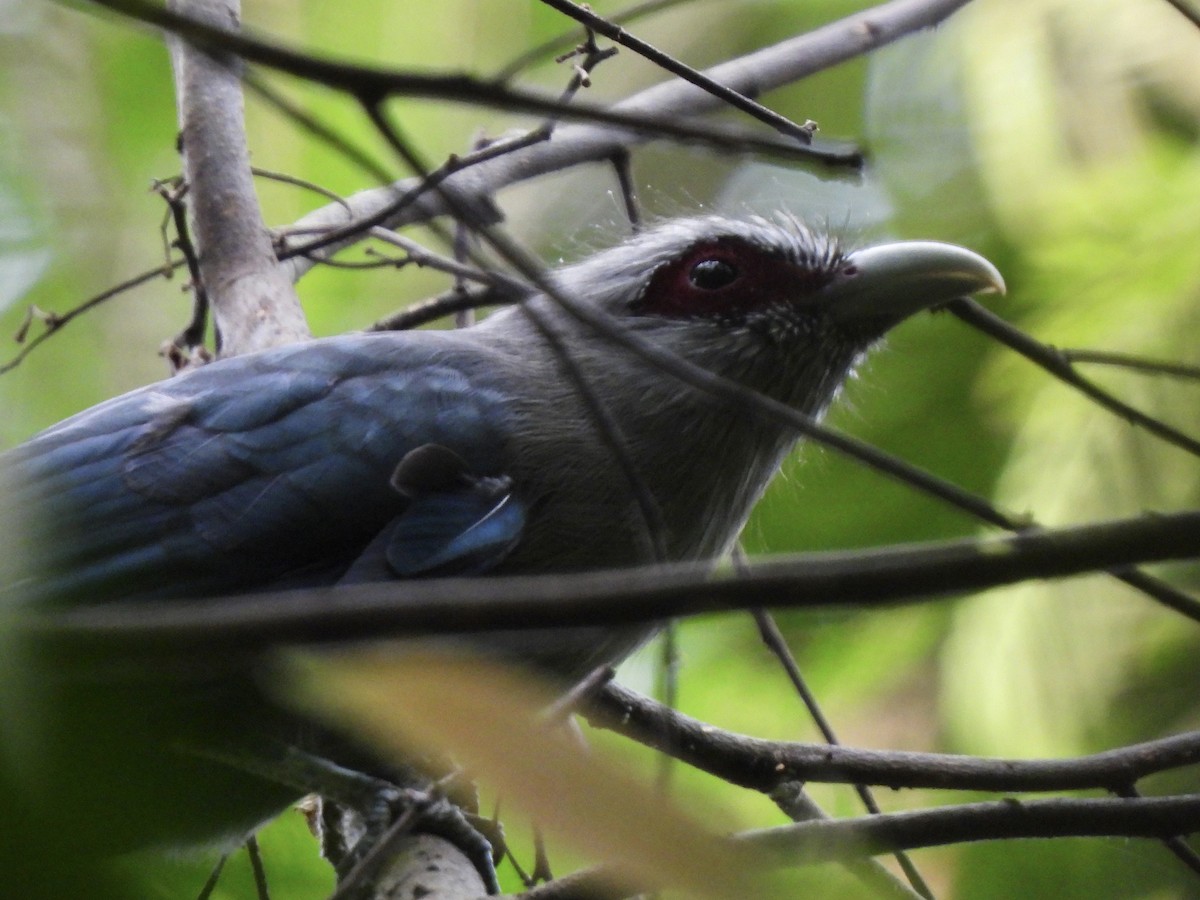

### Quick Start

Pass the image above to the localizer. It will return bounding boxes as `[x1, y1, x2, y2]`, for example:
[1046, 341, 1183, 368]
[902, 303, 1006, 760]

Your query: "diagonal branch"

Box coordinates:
[948, 298, 1200, 459]
[495, 0, 695, 81]
[277, 0, 975, 279]
[1, 263, 185, 375]
[535, 0, 817, 142]
[749, 606, 933, 898]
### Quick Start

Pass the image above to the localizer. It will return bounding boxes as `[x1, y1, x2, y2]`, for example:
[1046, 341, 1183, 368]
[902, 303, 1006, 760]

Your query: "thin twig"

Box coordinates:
[302, 253, 405, 271]
[1, 263, 185, 376]
[1111, 568, 1200, 623]
[654, 621, 680, 793]
[748, 606, 934, 899]
[245, 73, 394, 185]
[367, 228, 498, 286]
[252, 166, 354, 211]
[245, 835, 272, 900]
[152, 176, 211, 371]
[495, 0, 694, 81]
[368, 284, 527, 332]
[736, 543, 931, 894]
[537, 0, 817, 143]
[948, 298, 1200, 459]
[1061, 348, 1200, 381]
[609, 148, 641, 229]
[451, 214, 476, 328]
[195, 851, 230, 900]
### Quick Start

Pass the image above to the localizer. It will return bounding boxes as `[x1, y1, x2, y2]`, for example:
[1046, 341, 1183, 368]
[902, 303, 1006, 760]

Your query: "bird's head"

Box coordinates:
[549, 215, 1004, 413]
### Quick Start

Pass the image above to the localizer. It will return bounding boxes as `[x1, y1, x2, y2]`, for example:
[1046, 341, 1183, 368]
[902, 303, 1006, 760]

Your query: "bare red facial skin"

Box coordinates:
[632, 239, 835, 320]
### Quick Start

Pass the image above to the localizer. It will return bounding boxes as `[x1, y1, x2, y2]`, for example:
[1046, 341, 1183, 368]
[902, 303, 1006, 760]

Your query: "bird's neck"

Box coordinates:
[479, 305, 861, 569]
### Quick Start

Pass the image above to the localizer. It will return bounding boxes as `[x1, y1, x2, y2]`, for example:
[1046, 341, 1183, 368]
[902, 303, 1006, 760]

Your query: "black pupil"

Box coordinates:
[689, 258, 739, 290]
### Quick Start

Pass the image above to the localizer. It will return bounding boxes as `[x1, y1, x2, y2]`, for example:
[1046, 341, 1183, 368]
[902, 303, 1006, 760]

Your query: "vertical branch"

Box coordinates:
[167, 0, 310, 356]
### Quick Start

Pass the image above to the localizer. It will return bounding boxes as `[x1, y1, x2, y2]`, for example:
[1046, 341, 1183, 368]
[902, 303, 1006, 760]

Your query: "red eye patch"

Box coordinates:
[633, 239, 831, 319]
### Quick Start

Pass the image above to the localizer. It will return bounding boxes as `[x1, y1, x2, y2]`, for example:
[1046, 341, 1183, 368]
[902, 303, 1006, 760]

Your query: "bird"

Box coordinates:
[0, 214, 1002, 870]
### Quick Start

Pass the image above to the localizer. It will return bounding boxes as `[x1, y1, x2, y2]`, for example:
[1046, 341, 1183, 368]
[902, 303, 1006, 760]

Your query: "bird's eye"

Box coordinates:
[688, 258, 740, 291]
[634, 238, 805, 319]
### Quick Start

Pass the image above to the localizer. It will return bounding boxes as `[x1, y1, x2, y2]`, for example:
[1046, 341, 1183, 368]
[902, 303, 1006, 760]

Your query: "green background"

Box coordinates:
[2, 0, 1199, 896]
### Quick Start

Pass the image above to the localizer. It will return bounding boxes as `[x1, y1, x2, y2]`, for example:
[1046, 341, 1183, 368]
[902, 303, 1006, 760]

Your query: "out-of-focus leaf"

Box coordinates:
[286, 648, 777, 899]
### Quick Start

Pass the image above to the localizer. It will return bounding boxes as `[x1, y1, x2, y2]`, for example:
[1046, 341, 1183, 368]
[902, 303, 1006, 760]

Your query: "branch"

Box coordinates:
[83, 0, 854, 165]
[1, 264, 182, 375]
[164, 5, 464, 897]
[152, 178, 211, 371]
[768, 783, 926, 900]
[586, 683, 1200, 794]
[26, 509, 1200, 651]
[1060, 348, 1200, 381]
[503, 867, 632, 900]
[739, 795, 1200, 864]
[504, 794, 1200, 895]
[364, 835, 489, 899]
[367, 283, 523, 332]
[749, 603, 932, 898]
[535, 0, 817, 142]
[166, 0, 308, 355]
[277, 0, 974, 279]
[495, 0, 693, 81]
[948, 299, 1200, 460]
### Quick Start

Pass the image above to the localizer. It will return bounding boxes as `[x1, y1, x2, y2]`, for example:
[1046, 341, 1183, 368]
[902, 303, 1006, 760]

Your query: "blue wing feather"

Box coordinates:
[387, 490, 526, 578]
[6, 331, 527, 605]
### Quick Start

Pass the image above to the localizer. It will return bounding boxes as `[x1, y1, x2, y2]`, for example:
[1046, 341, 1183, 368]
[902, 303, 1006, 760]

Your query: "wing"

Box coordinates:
[5, 332, 527, 606]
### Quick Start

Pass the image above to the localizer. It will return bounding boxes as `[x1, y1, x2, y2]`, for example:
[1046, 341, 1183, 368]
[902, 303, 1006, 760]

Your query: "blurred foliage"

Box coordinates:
[2, 0, 1200, 897]
[291, 649, 802, 899]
